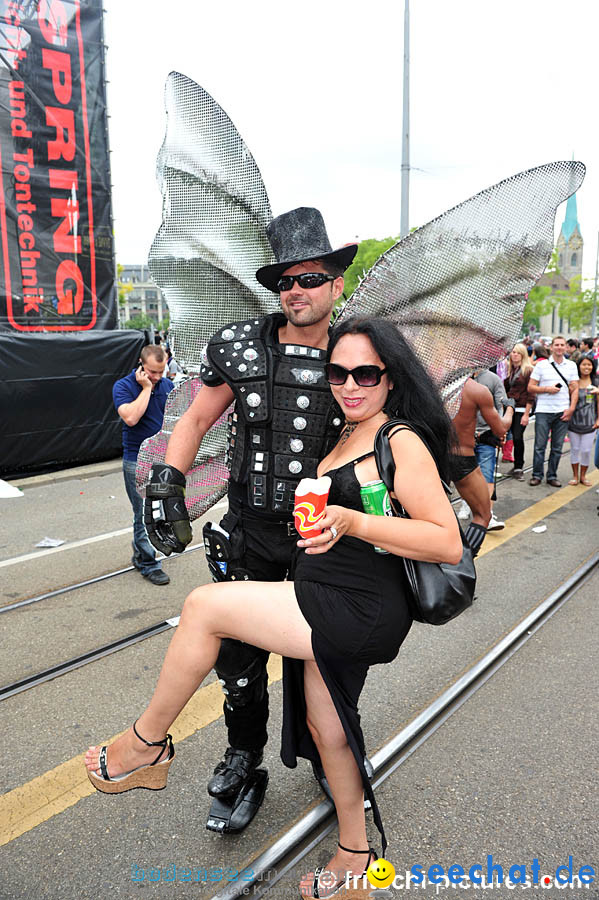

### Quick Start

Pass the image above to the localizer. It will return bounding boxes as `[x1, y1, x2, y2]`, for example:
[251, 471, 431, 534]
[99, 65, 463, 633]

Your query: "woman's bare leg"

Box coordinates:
[300, 660, 370, 892]
[85, 580, 313, 777]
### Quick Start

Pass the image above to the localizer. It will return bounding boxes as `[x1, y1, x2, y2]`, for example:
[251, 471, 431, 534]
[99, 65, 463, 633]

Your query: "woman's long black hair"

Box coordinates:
[327, 316, 455, 480]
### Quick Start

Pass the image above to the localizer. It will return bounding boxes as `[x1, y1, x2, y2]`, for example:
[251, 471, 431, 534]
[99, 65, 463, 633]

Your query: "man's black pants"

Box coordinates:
[215, 502, 297, 751]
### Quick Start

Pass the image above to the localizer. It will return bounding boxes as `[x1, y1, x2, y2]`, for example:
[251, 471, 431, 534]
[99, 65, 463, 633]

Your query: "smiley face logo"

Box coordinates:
[366, 857, 395, 888]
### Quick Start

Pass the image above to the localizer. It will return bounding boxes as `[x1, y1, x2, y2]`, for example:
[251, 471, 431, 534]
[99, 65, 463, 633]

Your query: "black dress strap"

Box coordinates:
[385, 425, 413, 441]
[351, 450, 375, 465]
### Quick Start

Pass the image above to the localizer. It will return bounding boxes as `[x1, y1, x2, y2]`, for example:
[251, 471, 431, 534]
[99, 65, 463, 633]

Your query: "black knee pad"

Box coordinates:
[215, 644, 268, 710]
[203, 520, 253, 583]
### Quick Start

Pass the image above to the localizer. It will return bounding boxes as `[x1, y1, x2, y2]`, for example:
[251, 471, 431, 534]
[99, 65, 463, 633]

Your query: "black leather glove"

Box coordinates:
[144, 463, 192, 555]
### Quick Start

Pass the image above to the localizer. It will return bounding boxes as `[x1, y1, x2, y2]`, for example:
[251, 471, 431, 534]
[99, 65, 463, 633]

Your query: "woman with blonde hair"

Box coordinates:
[504, 342, 534, 480]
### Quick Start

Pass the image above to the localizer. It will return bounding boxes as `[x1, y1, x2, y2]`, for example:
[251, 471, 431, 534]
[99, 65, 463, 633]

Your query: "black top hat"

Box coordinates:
[256, 207, 358, 292]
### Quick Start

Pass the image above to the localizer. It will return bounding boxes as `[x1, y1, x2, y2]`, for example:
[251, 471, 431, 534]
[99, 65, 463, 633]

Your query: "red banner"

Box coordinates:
[0, 0, 116, 331]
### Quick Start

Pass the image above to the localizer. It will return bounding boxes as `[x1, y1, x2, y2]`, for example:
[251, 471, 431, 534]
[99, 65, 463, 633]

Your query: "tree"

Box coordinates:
[117, 263, 132, 307]
[335, 236, 400, 316]
[522, 283, 552, 332]
[554, 277, 595, 331]
[523, 249, 594, 334]
[124, 313, 154, 330]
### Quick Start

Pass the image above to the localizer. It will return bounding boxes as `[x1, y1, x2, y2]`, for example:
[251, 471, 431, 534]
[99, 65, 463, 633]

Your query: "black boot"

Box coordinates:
[207, 747, 263, 798]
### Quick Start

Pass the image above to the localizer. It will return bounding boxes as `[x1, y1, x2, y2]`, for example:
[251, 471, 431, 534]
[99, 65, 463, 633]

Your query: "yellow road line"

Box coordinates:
[2, 473, 598, 847]
[478, 468, 599, 557]
[0, 657, 282, 847]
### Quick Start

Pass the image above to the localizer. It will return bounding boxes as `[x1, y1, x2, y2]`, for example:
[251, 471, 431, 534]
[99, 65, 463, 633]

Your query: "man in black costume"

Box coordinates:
[144, 207, 356, 832]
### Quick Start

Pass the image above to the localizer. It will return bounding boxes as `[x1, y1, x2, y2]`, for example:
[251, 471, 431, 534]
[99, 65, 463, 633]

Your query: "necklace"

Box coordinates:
[339, 421, 359, 445]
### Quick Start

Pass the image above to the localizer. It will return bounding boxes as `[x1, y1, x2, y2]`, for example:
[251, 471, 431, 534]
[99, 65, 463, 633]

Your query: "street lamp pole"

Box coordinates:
[400, 0, 410, 239]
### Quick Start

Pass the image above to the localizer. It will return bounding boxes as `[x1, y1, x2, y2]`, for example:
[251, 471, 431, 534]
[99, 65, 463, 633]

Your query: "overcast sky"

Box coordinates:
[103, 0, 599, 286]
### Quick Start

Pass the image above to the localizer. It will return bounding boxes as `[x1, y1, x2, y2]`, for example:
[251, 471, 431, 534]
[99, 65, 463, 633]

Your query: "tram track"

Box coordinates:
[0, 618, 179, 702]
[0, 439, 550, 617]
[0, 541, 206, 615]
[208, 551, 599, 899]
[0, 445, 585, 703]
[1, 496, 596, 869]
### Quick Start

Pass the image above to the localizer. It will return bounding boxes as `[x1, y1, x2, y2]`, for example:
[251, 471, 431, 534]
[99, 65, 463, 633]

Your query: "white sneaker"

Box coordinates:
[457, 501, 471, 520]
[487, 513, 505, 531]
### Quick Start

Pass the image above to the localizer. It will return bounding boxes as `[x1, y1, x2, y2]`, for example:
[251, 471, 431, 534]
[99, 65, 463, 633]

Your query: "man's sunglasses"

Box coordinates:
[276, 273, 335, 292]
[324, 363, 388, 387]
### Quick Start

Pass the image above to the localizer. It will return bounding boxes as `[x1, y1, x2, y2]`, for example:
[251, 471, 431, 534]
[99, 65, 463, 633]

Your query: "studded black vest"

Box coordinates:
[201, 314, 343, 516]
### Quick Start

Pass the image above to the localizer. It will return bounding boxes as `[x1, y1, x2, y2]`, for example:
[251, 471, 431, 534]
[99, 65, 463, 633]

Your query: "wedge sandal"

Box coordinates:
[307, 844, 378, 898]
[87, 720, 175, 794]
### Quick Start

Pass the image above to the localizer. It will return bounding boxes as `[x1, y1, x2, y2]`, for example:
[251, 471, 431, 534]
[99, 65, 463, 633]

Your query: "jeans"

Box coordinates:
[474, 443, 497, 484]
[217, 499, 297, 750]
[123, 458, 162, 575]
[532, 412, 569, 480]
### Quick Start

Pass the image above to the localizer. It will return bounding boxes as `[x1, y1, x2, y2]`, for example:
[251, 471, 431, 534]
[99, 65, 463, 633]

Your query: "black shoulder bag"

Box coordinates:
[374, 419, 476, 626]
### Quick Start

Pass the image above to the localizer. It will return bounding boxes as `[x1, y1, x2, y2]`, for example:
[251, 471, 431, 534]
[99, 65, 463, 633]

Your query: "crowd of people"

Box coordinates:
[502, 333, 599, 489]
[94, 207, 597, 898]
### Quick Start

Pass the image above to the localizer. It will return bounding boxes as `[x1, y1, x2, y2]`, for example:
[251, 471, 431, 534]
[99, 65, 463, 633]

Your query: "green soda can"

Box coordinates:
[360, 480, 392, 554]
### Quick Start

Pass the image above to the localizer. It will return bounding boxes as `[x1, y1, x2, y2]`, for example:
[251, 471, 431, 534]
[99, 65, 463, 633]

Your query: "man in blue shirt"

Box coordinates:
[113, 345, 174, 585]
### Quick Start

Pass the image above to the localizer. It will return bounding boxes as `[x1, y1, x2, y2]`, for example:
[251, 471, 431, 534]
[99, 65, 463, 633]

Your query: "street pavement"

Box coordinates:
[1, 440, 598, 899]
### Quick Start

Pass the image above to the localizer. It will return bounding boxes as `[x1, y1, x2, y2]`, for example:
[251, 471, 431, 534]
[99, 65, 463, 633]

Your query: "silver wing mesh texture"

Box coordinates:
[339, 161, 585, 413]
[136, 377, 230, 520]
[138, 73, 279, 516]
[148, 71, 278, 371]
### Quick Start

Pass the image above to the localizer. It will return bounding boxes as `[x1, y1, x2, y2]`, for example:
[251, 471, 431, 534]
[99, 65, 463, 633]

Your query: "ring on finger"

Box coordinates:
[329, 526, 338, 540]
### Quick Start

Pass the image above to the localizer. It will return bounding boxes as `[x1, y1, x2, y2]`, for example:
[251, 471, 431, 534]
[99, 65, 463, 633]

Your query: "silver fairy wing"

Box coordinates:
[338, 161, 586, 413]
[137, 73, 278, 516]
[138, 74, 584, 517]
[137, 377, 230, 521]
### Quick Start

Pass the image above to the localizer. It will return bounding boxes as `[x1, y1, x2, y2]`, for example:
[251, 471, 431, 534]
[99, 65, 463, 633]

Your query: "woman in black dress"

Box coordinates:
[85, 317, 461, 897]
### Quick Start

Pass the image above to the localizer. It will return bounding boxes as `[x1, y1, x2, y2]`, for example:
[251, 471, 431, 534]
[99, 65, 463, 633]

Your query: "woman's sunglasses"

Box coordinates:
[324, 363, 388, 387]
[276, 273, 335, 292]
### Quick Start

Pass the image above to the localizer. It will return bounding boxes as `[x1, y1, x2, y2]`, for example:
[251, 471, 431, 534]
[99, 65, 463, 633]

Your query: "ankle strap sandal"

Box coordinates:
[338, 843, 378, 871]
[132, 719, 174, 767]
[87, 721, 175, 795]
[311, 845, 379, 898]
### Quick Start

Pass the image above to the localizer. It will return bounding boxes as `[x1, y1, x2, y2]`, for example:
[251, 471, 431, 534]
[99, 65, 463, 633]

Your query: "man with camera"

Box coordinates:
[113, 344, 174, 585]
[528, 336, 579, 487]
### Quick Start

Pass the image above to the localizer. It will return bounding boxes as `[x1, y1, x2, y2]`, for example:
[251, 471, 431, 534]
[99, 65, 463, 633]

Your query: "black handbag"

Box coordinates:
[374, 419, 476, 625]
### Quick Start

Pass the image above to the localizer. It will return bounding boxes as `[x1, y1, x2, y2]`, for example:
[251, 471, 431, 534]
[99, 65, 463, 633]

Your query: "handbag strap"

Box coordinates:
[374, 419, 451, 511]
[374, 420, 412, 518]
[550, 360, 570, 388]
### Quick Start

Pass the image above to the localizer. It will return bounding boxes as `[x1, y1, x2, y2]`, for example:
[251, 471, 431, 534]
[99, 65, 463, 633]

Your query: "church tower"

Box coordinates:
[536, 184, 584, 336]
[556, 190, 583, 284]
